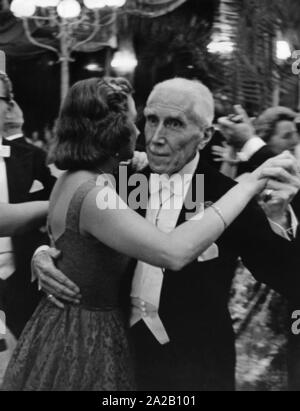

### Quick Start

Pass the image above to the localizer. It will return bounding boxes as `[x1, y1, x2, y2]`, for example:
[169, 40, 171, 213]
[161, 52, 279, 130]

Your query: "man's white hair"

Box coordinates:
[147, 78, 215, 127]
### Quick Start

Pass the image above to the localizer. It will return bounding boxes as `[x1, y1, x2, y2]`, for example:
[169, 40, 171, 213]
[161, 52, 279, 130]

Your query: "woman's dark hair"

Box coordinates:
[255, 106, 297, 142]
[49, 77, 134, 171]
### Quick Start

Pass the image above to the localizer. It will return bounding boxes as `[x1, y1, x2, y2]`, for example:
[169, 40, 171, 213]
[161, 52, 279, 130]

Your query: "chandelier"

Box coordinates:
[10, 0, 127, 102]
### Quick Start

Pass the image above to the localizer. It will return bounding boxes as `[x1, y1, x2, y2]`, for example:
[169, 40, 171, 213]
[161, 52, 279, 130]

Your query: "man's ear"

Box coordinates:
[198, 126, 215, 150]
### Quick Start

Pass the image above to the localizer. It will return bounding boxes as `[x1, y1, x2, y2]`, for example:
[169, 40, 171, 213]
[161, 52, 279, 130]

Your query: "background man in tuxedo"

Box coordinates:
[0, 72, 56, 339]
[33, 78, 300, 391]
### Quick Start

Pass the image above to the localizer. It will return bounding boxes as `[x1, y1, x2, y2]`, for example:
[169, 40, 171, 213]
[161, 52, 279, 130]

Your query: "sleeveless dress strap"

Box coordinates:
[65, 178, 98, 233]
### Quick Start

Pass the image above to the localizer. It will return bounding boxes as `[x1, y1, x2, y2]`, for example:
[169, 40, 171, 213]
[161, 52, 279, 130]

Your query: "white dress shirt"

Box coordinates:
[237, 136, 266, 162]
[130, 153, 200, 344]
[0, 137, 15, 280]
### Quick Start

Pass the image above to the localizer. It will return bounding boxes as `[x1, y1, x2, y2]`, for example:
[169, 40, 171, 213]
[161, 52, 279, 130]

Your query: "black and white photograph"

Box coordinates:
[1, 0, 300, 394]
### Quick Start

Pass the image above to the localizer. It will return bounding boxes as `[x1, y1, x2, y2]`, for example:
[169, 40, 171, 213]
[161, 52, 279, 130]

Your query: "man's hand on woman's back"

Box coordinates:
[32, 248, 82, 309]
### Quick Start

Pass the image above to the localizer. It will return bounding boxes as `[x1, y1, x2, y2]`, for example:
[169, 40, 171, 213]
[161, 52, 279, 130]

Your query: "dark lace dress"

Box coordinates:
[2, 179, 136, 391]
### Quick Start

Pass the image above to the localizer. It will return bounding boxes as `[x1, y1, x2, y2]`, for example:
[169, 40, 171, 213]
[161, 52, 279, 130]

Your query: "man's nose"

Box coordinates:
[151, 123, 165, 145]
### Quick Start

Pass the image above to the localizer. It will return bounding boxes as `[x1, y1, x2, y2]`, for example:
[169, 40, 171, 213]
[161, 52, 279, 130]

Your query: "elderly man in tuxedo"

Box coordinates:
[32, 78, 300, 391]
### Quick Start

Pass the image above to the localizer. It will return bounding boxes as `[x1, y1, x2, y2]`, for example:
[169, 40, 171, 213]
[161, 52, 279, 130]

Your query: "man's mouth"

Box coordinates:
[148, 150, 169, 158]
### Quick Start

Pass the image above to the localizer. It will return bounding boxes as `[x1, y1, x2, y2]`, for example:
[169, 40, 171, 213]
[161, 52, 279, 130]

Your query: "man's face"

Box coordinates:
[268, 120, 299, 155]
[144, 103, 208, 175]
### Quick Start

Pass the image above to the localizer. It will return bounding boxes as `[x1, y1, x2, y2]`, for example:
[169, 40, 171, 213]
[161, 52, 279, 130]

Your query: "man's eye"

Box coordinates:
[166, 119, 183, 129]
[147, 116, 158, 126]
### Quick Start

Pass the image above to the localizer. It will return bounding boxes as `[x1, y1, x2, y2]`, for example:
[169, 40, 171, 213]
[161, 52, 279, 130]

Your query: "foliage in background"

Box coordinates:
[215, 0, 300, 114]
[119, 0, 220, 105]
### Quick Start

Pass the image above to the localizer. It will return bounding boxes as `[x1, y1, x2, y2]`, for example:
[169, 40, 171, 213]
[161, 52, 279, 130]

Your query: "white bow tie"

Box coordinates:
[149, 173, 193, 196]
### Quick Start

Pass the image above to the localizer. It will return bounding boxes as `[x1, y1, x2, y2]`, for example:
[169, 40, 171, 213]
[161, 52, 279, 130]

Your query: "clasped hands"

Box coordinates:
[255, 152, 300, 227]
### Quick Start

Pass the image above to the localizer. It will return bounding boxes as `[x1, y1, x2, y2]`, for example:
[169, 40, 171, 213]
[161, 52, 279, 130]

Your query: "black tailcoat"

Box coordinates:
[126, 160, 300, 391]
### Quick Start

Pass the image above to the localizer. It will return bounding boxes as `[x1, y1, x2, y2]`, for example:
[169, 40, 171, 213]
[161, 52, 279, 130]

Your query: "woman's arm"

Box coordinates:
[81, 153, 296, 271]
[0, 202, 49, 237]
[81, 177, 258, 272]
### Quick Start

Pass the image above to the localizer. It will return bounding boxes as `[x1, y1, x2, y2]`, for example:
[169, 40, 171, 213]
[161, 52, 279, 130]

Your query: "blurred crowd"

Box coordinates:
[28, 127, 55, 152]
